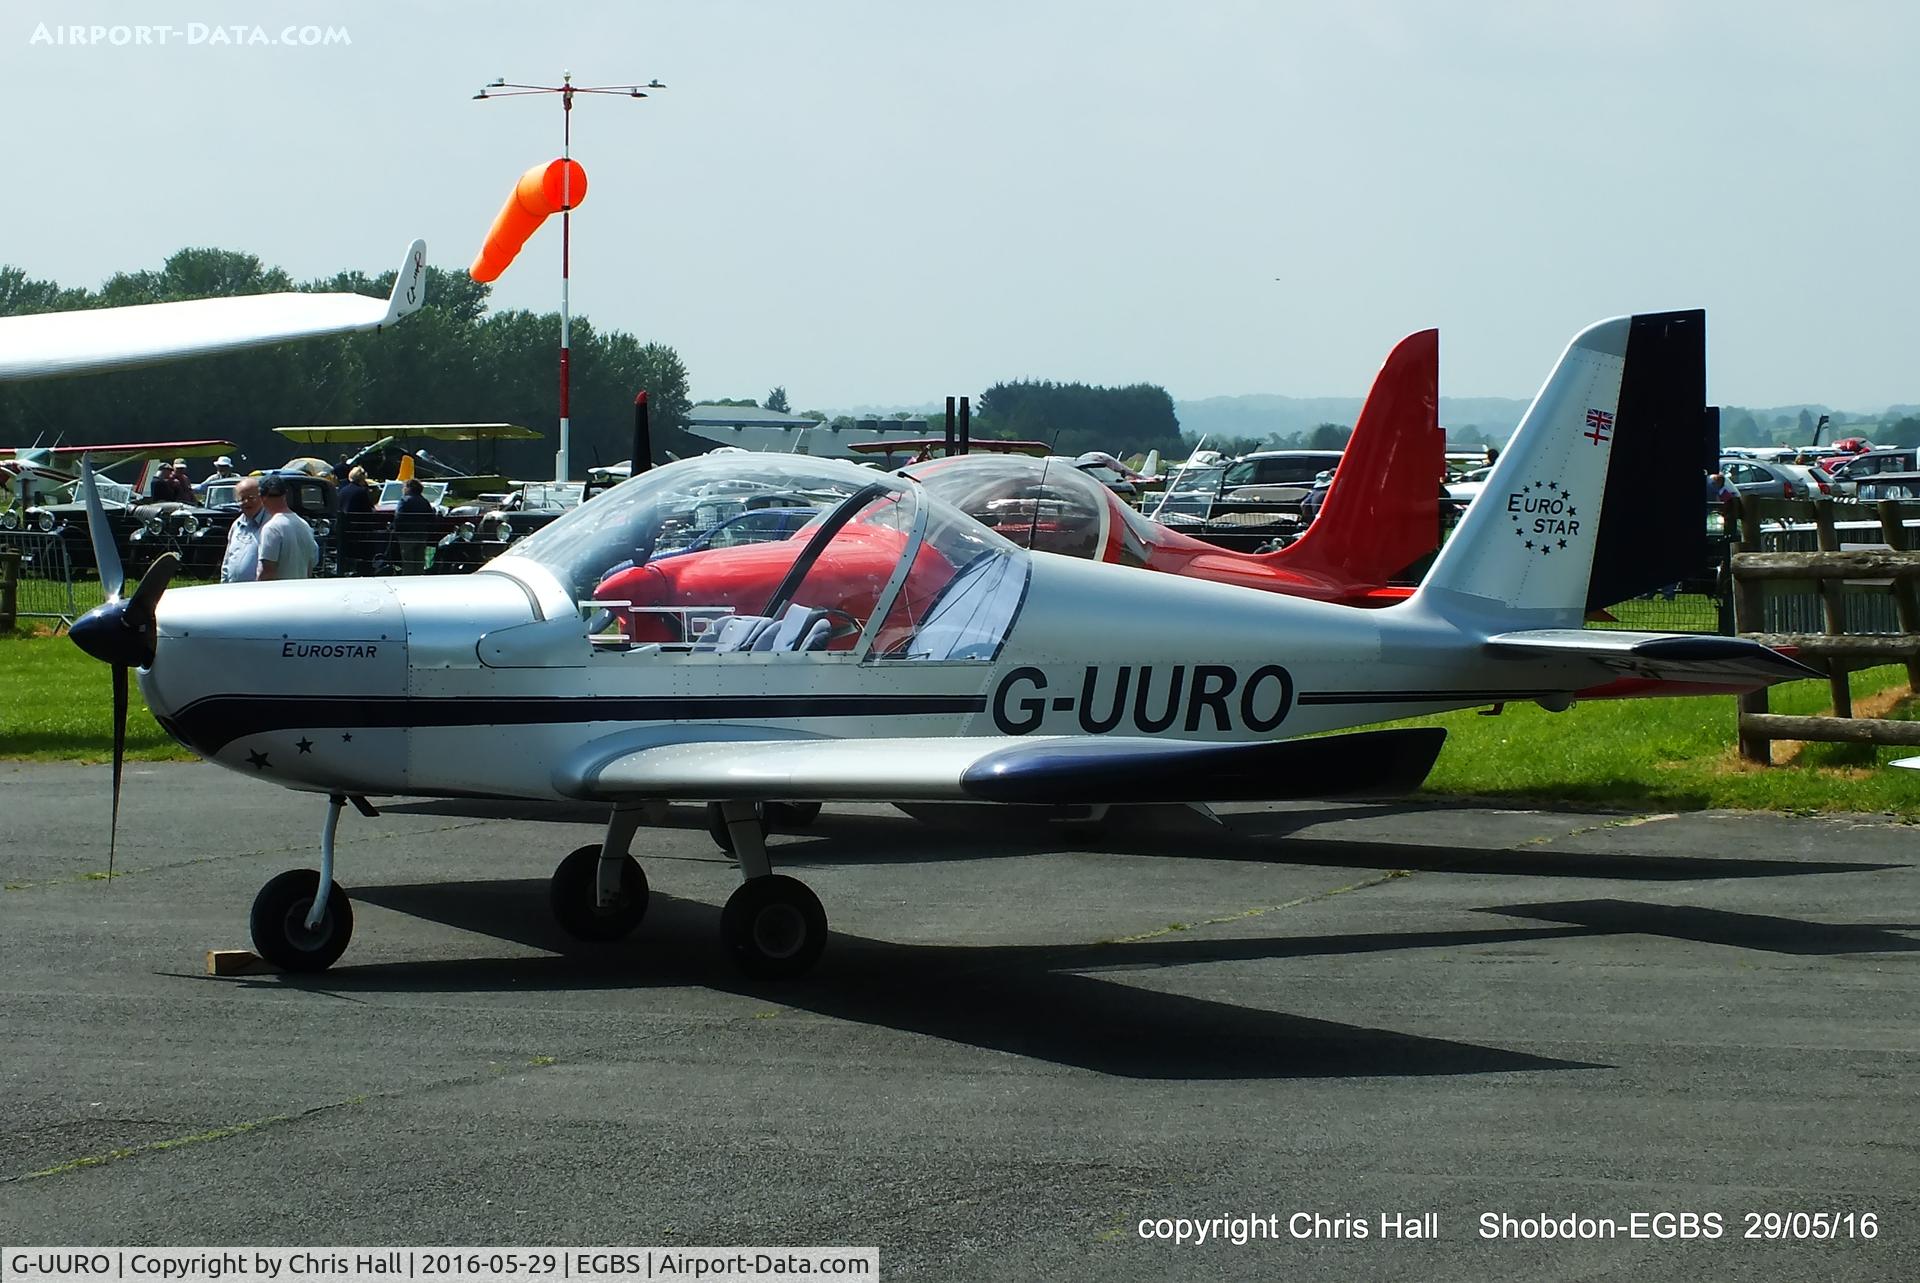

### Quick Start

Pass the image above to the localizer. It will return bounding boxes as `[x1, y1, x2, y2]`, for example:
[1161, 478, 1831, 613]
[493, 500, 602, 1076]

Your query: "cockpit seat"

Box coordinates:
[752, 603, 828, 652]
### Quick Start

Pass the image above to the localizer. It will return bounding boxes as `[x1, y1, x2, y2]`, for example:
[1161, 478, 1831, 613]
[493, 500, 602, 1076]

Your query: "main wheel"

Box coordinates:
[250, 869, 354, 973]
[763, 801, 822, 829]
[720, 875, 827, 980]
[707, 801, 767, 854]
[550, 844, 649, 941]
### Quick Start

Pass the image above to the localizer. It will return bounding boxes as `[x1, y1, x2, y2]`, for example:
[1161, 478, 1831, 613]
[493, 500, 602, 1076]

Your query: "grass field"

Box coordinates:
[3, 629, 1915, 815]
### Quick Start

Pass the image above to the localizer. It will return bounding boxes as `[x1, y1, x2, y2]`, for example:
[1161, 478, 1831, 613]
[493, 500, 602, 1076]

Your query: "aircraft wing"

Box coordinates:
[3, 438, 238, 466]
[558, 726, 1447, 805]
[0, 240, 425, 382]
[1485, 630, 1819, 683]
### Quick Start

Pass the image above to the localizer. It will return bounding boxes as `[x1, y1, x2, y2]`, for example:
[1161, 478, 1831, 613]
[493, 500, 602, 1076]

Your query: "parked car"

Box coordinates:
[1217, 449, 1345, 503]
[650, 506, 819, 560]
[1852, 470, 1920, 501]
[1720, 456, 1817, 500]
[1828, 449, 1920, 497]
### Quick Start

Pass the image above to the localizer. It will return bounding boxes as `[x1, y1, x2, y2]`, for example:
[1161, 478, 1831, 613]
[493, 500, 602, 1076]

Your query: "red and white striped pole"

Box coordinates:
[557, 74, 574, 483]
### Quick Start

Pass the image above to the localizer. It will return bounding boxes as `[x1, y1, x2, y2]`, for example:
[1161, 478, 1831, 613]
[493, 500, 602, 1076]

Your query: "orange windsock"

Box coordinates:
[469, 159, 589, 283]
[396, 453, 415, 482]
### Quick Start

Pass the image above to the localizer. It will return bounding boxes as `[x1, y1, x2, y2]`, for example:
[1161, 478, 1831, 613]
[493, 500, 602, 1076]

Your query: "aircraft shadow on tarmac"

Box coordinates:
[303, 879, 1605, 1082]
[1487, 900, 1920, 955]
[376, 799, 1900, 883]
[757, 818, 1898, 884]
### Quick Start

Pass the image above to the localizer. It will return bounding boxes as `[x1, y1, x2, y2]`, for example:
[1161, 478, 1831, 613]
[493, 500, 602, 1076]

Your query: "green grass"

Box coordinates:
[0, 630, 194, 762]
[1391, 665, 1920, 816]
[4, 628, 1916, 815]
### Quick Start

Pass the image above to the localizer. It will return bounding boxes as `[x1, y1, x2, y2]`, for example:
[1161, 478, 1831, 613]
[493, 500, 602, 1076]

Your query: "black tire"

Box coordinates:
[720, 875, 827, 980]
[549, 844, 649, 941]
[706, 801, 767, 854]
[763, 801, 822, 829]
[249, 869, 354, 973]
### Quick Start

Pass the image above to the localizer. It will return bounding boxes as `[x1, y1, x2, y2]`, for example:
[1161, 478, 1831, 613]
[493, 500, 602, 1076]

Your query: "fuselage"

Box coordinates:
[139, 553, 1589, 802]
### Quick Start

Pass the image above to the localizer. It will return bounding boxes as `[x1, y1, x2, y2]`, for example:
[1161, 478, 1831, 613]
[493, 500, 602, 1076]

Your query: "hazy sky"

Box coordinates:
[4, 1, 1916, 412]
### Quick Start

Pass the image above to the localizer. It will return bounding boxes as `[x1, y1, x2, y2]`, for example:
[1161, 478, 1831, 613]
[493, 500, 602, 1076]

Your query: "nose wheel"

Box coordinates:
[250, 869, 354, 972]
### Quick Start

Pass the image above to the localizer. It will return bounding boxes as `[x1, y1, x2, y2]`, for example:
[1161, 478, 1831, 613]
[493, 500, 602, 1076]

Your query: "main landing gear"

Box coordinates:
[249, 795, 828, 980]
[544, 800, 829, 979]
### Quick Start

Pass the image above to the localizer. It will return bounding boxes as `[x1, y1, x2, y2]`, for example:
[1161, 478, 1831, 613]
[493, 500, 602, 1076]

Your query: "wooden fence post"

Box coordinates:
[1810, 499, 1852, 718]
[0, 549, 17, 632]
[1876, 498, 1920, 694]
[1730, 495, 1772, 764]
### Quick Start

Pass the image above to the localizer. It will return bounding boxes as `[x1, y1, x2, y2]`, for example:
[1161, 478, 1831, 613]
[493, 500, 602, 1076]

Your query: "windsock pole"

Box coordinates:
[557, 76, 573, 484]
[471, 70, 665, 483]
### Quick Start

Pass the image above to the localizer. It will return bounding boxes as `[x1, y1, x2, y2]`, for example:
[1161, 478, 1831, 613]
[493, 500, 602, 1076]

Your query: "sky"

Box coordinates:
[3, 0, 1916, 413]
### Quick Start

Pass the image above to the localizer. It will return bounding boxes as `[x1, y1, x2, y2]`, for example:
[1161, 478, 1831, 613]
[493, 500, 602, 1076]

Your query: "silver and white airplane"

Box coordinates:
[70, 309, 1813, 979]
[0, 240, 425, 382]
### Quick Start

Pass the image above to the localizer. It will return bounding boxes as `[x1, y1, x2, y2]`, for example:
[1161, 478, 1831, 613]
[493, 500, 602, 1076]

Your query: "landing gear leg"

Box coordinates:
[714, 800, 827, 980]
[248, 793, 355, 972]
[550, 805, 650, 942]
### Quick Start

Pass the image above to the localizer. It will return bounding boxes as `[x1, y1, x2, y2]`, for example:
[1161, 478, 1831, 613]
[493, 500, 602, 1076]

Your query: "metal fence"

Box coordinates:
[0, 530, 79, 625]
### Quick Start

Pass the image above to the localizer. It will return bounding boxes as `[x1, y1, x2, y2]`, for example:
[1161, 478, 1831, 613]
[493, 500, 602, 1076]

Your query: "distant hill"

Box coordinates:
[1174, 393, 1532, 446]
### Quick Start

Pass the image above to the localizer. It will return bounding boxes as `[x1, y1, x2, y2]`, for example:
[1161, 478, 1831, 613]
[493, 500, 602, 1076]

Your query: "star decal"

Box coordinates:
[296, 737, 314, 755]
[341, 732, 353, 743]
[1525, 540, 1535, 550]
[1558, 539, 1568, 549]
[246, 749, 271, 771]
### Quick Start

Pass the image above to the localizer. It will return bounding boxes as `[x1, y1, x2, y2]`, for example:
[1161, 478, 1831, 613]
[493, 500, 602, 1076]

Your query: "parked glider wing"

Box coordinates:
[1484, 630, 1818, 684]
[0, 239, 426, 381]
[560, 727, 1447, 805]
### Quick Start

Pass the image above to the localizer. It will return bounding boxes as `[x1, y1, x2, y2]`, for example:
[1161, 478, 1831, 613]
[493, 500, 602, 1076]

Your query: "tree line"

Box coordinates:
[0, 248, 690, 480]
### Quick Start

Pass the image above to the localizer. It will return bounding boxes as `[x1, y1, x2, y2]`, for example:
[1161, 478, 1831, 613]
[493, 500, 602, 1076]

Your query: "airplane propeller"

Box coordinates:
[69, 459, 179, 882]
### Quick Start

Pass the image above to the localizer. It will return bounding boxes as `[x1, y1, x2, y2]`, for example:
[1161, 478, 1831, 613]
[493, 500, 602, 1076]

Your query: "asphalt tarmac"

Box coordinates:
[3, 759, 1917, 1281]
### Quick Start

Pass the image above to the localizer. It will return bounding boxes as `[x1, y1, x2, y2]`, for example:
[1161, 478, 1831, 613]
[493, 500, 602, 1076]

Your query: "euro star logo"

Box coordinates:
[1505, 480, 1579, 557]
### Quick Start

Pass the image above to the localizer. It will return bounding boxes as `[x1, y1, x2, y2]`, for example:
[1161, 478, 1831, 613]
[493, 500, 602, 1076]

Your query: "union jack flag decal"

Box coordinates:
[1583, 408, 1614, 445]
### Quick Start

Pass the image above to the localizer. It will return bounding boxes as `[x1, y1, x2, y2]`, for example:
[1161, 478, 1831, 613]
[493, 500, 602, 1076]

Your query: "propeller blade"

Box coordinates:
[109, 662, 127, 884]
[127, 552, 179, 628]
[81, 458, 125, 601]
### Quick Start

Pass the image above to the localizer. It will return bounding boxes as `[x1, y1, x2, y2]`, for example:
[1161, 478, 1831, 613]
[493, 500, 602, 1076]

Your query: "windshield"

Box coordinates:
[496, 454, 1029, 660]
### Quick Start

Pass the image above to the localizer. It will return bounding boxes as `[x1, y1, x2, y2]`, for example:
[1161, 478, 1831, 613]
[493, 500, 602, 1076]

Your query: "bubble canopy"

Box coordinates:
[493, 454, 1031, 660]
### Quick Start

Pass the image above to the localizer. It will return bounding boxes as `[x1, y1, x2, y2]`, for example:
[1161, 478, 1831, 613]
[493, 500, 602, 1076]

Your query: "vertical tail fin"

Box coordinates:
[1271, 328, 1440, 584]
[1415, 310, 1704, 625]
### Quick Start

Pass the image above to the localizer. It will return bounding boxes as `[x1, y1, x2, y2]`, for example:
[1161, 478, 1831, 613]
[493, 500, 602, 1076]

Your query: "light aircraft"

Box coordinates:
[908, 329, 1442, 604]
[69, 309, 1813, 981]
[586, 330, 1438, 634]
[0, 241, 426, 382]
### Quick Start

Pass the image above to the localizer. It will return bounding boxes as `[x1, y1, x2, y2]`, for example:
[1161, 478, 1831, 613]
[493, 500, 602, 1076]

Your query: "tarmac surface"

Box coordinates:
[2, 758, 1917, 1281]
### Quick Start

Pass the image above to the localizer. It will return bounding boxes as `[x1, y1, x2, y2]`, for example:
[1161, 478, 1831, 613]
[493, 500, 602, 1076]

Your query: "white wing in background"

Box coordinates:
[0, 239, 425, 382]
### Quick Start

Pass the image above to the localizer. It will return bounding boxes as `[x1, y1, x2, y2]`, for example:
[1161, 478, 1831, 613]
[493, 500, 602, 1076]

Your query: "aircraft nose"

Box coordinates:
[71, 598, 155, 668]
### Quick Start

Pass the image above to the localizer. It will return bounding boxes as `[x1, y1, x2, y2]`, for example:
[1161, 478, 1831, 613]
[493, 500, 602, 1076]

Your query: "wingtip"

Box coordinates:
[385, 239, 428, 322]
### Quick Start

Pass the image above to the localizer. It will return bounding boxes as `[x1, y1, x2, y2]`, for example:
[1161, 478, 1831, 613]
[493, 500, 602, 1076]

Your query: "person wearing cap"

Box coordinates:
[256, 474, 319, 580]
[197, 455, 240, 495]
[164, 458, 194, 502]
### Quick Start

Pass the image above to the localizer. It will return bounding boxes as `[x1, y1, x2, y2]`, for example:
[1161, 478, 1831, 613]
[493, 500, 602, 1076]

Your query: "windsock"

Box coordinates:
[470, 159, 589, 283]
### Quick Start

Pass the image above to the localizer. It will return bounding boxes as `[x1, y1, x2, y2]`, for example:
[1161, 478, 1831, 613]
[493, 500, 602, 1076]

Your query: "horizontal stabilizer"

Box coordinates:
[562, 727, 1448, 806]
[1485, 629, 1819, 683]
[0, 239, 426, 382]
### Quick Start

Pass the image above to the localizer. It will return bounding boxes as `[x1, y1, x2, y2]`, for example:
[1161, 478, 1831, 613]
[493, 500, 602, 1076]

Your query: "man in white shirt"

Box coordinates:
[256, 474, 319, 581]
[219, 476, 267, 583]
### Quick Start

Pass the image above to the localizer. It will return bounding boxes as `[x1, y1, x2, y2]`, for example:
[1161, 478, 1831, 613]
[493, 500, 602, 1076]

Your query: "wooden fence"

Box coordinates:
[1727, 496, 1920, 763]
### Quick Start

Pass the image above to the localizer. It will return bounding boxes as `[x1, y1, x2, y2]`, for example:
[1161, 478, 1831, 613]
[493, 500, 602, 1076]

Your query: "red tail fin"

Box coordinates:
[1267, 328, 1441, 585]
